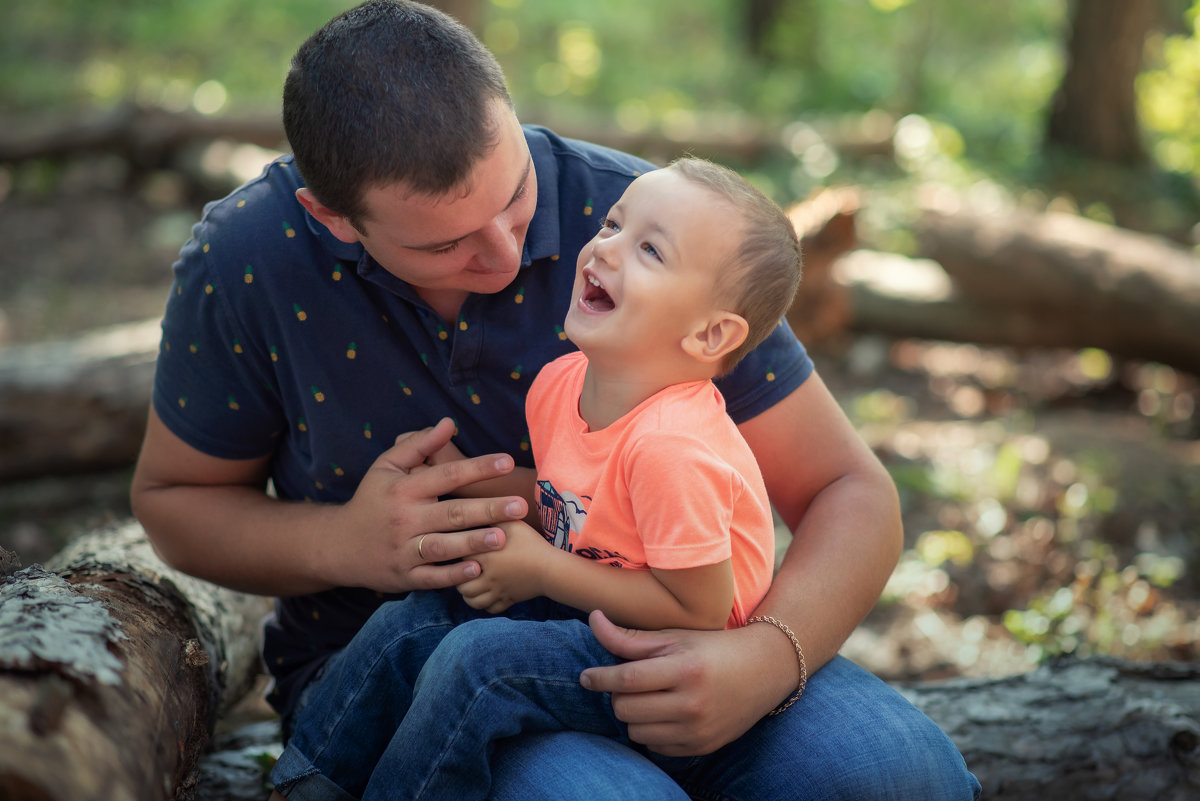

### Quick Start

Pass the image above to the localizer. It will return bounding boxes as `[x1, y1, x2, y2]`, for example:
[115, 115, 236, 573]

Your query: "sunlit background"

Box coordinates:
[1, 0, 1198, 682]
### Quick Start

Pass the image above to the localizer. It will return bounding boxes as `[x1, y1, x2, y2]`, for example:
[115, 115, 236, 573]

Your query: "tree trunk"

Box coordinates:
[0, 524, 271, 801]
[1045, 0, 1158, 163]
[900, 657, 1200, 799]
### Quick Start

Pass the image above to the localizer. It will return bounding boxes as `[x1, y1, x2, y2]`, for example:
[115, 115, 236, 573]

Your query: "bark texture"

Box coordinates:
[901, 657, 1200, 800]
[1045, 0, 1157, 163]
[0, 524, 271, 801]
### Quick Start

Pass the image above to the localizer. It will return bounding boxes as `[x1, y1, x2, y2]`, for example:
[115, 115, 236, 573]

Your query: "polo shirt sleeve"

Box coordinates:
[714, 317, 813, 424]
[152, 216, 285, 460]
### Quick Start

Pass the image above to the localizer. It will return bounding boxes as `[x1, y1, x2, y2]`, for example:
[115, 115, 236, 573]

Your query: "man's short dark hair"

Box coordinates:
[283, 0, 512, 225]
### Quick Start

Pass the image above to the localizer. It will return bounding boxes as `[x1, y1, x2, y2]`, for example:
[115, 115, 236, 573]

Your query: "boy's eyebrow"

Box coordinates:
[407, 156, 534, 252]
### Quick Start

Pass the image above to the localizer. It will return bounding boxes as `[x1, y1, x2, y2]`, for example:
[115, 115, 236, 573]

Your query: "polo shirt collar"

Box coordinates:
[523, 126, 561, 265]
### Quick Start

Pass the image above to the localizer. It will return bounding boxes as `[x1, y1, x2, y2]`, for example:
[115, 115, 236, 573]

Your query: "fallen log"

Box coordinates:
[0, 318, 159, 481]
[187, 655, 1200, 801]
[0, 104, 894, 171]
[916, 207, 1200, 374]
[900, 657, 1200, 800]
[3, 522, 1198, 800]
[0, 523, 271, 801]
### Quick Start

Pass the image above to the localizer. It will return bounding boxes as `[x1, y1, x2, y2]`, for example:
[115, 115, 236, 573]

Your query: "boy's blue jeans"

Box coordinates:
[270, 589, 981, 801]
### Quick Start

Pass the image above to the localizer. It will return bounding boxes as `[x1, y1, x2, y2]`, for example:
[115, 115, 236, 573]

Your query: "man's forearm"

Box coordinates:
[134, 481, 345, 597]
[754, 465, 902, 677]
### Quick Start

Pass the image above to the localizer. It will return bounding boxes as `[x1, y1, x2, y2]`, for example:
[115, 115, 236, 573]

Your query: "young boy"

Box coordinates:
[276, 156, 803, 800]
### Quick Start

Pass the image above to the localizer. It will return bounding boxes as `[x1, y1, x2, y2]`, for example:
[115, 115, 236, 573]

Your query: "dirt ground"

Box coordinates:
[2, 157, 1198, 686]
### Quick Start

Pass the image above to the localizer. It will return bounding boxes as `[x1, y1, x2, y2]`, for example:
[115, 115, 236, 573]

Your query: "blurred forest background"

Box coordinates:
[1, 0, 1198, 684]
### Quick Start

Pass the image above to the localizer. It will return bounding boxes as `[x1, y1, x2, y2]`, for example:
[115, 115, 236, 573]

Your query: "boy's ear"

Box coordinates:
[296, 188, 361, 244]
[681, 312, 750, 365]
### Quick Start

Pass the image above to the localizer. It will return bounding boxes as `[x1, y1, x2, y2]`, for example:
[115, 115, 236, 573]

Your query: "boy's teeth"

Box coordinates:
[587, 275, 601, 287]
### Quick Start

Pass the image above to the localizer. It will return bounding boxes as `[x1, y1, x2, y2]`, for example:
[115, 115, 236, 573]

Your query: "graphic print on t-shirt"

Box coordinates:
[536, 480, 587, 551]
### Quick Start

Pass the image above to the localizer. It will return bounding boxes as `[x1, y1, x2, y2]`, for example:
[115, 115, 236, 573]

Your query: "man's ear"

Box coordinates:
[295, 188, 361, 244]
[681, 312, 750, 365]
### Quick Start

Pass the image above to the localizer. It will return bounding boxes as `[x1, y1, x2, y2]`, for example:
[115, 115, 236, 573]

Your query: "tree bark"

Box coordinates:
[1045, 0, 1158, 163]
[900, 657, 1200, 800]
[0, 524, 271, 801]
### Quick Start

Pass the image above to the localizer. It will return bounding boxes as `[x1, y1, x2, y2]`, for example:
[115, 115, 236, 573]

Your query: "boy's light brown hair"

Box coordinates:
[667, 157, 803, 371]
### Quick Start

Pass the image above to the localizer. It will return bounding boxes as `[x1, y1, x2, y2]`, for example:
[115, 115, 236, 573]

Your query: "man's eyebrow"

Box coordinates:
[406, 156, 533, 252]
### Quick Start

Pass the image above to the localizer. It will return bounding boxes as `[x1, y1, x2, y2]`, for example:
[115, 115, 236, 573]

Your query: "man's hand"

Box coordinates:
[578, 610, 800, 756]
[329, 418, 529, 593]
[456, 519, 553, 613]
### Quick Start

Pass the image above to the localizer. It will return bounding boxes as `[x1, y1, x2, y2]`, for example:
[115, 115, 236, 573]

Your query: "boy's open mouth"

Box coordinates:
[581, 270, 615, 312]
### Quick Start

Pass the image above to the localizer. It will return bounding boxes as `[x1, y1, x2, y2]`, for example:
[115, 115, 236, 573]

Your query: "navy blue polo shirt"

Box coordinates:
[152, 125, 813, 716]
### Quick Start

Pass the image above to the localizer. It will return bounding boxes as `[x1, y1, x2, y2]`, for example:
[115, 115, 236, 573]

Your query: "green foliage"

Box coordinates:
[6, 0, 1199, 203]
[1139, 1, 1200, 176]
[0, 0, 350, 113]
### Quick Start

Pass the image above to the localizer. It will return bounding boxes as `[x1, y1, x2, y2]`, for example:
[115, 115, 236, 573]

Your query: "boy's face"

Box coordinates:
[565, 168, 737, 365]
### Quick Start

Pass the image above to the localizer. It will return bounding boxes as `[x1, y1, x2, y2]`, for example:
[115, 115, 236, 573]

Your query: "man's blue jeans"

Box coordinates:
[270, 589, 981, 801]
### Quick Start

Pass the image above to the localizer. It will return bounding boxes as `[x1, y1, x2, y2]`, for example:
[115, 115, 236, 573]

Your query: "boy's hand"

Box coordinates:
[456, 520, 552, 613]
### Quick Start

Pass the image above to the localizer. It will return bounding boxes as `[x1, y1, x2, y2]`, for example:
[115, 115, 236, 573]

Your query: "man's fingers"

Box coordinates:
[422, 453, 516, 496]
[382, 417, 456, 471]
[587, 609, 671, 661]
[415, 527, 507, 565]
[409, 560, 483, 590]
[428, 494, 526, 533]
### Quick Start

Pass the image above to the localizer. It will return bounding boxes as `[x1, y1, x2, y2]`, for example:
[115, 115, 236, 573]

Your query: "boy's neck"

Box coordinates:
[577, 350, 716, 431]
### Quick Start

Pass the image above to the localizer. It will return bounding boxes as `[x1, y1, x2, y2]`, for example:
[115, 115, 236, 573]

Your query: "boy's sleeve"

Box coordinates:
[624, 434, 739, 569]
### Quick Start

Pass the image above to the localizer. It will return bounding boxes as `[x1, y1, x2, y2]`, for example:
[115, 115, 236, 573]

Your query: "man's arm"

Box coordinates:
[457, 520, 735, 630]
[130, 411, 528, 596]
[579, 373, 903, 755]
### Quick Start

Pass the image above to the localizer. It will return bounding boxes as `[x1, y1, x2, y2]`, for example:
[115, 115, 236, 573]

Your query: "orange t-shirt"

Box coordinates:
[526, 352, 774, 628]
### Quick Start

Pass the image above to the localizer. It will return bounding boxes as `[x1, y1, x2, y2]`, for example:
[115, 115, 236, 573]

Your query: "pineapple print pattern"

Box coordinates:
[154, 148, 802, 522]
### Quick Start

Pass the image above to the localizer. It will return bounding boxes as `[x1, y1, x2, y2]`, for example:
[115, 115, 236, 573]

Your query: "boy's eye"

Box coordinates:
[599, 216, 619, 232]
[641, 242, 661, 261]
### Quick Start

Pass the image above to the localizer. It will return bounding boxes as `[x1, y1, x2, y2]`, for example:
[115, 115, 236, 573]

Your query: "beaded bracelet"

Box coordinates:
[746, 615, 808, 715]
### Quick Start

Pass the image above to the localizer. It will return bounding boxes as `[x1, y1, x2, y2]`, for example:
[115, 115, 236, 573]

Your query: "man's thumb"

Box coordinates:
[587, 609, 664, 660]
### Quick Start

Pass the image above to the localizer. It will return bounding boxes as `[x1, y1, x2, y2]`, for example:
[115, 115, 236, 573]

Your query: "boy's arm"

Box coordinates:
[458, 520, 734, 630]
[579, 375, 903, 755]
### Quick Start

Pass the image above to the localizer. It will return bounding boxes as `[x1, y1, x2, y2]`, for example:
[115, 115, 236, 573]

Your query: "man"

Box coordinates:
[130, 2, 979, 799]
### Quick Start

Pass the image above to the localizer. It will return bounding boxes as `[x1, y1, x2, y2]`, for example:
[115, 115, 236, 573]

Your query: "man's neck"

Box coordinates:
[417, 288, 470, 323]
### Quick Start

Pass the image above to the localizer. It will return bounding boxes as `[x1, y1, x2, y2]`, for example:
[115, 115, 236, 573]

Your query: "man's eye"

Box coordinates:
[431, 241, 462, 255]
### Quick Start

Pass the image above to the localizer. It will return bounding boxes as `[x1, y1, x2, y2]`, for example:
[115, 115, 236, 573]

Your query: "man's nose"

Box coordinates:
[476, 216, 522, 269]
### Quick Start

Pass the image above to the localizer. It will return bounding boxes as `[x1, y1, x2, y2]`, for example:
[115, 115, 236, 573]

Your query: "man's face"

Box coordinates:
[338, 100, 537, 314]
[564, 168, 738, 367]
